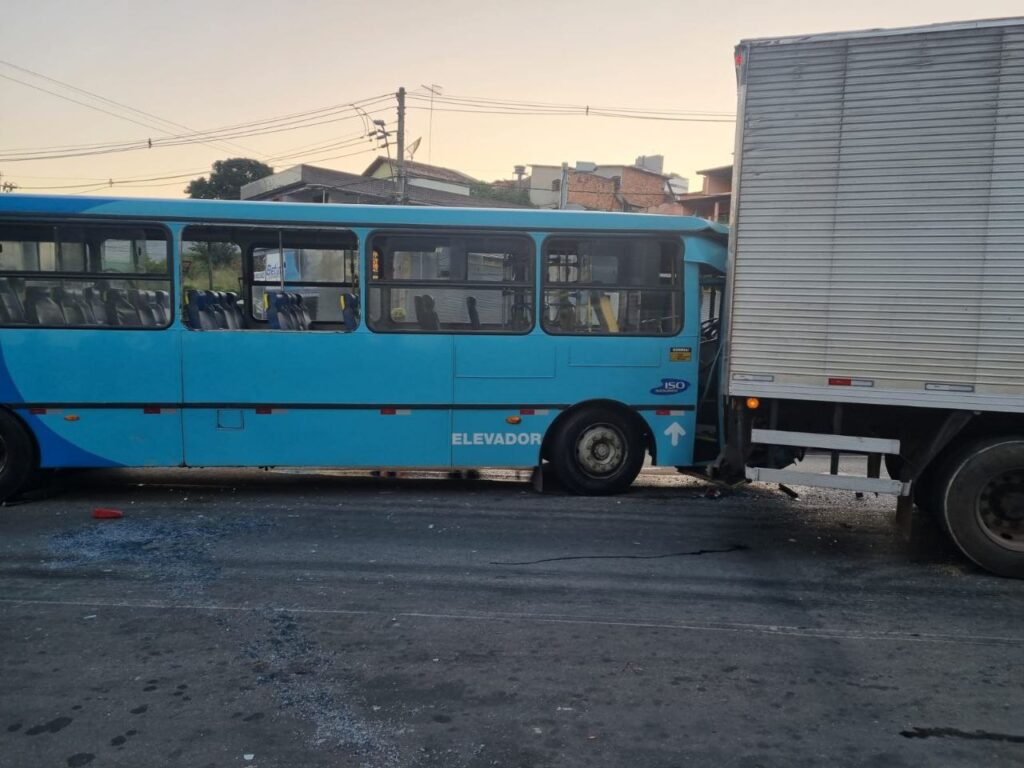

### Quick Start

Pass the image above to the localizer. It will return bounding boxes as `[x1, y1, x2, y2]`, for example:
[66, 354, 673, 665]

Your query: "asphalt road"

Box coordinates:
[1, 467, 1022, 768]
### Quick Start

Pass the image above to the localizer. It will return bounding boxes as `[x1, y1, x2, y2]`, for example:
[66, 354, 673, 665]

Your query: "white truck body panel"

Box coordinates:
[726, 17, 1024, 412]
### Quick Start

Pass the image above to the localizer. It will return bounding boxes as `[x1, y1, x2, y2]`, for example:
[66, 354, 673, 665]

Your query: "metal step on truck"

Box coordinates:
[714, 17, 1024, 578]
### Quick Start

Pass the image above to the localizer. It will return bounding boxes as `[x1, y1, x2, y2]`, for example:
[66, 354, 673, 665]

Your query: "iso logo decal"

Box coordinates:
[650, 378, 690, 395]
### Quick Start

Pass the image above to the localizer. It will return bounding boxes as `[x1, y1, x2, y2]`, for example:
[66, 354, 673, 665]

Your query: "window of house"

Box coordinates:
[0, 222, 171, 328]
[542, 236, 682, 336]
[367, 232, 533, 333]
[181, 225, 358, 331]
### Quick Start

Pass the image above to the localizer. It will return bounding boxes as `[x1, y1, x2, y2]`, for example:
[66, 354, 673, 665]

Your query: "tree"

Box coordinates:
[469, 181, 532, 207]
[186, 158, 273, 200]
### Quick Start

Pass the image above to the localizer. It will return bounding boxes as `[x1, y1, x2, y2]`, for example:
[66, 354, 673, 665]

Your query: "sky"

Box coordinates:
[1, 0, 1022, 198]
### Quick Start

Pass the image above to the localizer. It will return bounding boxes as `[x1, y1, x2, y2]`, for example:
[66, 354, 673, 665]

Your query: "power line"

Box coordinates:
[409, 89, 734, 117]
[405, 91, 734, 122]
[16, 145, 385, 193]
[0, 59, 261, 158]
[0, 87, 393, 161]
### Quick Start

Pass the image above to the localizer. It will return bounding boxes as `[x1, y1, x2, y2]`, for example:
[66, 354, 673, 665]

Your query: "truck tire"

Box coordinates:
[551, 406, 645, 495]
[0, 411, 36, 503]
[941, 437, 1024, 578]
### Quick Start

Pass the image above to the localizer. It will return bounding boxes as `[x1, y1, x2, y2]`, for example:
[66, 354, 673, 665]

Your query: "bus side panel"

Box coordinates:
[0, 329, 183, 468]
[180, 330, 453, 467]
[25, 409, 183, 468]
[642, 409, 697, 467]
[180, 408, 452, 467]
[452, 409, 557, 468]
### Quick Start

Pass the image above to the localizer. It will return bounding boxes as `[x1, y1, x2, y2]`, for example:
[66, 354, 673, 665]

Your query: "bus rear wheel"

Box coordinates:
[551, 406, 645, 495]
[0, 411, 36, 503]
[941, 436, 1024, 579]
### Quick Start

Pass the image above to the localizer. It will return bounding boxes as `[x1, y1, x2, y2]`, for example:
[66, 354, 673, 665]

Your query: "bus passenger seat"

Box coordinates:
[154, 290, 171, 325]
[192, 291, 219, 330]
[129, 289, 158, 326]
[293, 294, 311, 329]
[185, 289, 203, 329]
[54, 287, 90, 325]
[270, 292, 296, 330]
[224, 292, 244, 328]
[215, 292, 239, 330]
[106, 289, 141, 326]
[466, 296, 481, 330]
[25, 287, 66, 325]
[418, 294, 440, 331]
[83, 287, 107, 325]
[0, 277, 27, 324]
[340, 291, 359, 330]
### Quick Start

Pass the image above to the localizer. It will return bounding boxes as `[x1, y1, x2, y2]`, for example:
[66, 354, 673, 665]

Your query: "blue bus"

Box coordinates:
[0, 194, 727, 499]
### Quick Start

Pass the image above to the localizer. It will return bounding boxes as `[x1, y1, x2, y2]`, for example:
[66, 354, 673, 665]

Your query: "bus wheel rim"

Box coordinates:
[976, 470, 1024, 553]
[576, 424, 626, 478]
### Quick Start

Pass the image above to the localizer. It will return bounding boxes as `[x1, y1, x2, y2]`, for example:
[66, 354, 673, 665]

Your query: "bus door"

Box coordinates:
[178, 225, 453, 468]
[0, 220, 182, 468]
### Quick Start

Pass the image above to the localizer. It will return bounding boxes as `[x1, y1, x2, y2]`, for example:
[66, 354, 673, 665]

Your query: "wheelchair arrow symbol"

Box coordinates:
[664, 422, 686, 447]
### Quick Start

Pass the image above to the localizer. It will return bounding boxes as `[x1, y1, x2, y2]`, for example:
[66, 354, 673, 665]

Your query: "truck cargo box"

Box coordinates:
[727, 18, 1024, 413]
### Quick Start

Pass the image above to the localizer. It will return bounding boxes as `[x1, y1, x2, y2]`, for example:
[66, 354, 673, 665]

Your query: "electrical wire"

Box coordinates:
[0, 89, 393, 161]
[0, 59, 262, 158]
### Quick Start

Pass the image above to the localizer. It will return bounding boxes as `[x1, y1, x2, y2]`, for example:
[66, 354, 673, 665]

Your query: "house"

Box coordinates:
[676, 165, 732, 223]
[239, 164, 527, 208]
[523, 156, 689, 213]
[362, 156, 478, 197]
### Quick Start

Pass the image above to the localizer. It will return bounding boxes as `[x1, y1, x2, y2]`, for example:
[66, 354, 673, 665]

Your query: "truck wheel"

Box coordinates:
[941, 437, 1024, 578]
[0, 411, 36, 503]
[551, 406, 645, 495]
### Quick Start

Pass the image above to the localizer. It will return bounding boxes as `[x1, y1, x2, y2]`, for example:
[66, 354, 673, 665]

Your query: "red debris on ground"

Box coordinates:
[92, 508, 124, 520]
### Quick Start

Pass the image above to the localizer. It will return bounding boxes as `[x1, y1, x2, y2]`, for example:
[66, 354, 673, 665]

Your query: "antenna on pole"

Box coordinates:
[420, 84, 442, 164]
[396, 87, 406, 204]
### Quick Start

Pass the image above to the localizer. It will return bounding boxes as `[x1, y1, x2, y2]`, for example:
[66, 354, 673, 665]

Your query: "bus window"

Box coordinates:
[0, 222, 171, 328]
[181, 226, 358, 331]
[542, 236, 682, 336]
[367, 233, 533, 334]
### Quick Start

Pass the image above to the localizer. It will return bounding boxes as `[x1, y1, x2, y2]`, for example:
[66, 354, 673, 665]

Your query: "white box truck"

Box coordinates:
[719, 17, 1024, 577]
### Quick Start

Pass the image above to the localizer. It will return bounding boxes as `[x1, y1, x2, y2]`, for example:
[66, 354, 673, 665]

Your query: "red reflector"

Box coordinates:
[380, 408, 396, 415]
[829, 378, 852, 386]
[255, 406, 272, 414]
[520, 409, 535, 415]
[735, 53, 743, 66]
[28, 407, 46, 415]
[92, 508, 124, 520]
[656, 409, 670, 416]
[143, 407, 160, 414]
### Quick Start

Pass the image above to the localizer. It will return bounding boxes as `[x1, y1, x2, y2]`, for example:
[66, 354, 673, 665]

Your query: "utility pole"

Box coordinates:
[558, 162, 569, 210]
[396, 87, 406, 204]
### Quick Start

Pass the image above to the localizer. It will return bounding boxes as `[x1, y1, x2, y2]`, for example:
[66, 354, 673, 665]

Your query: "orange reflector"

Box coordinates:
[64, 414, 80, 422]
[746, 397, 760, 410]
[506, 415, 522, 425]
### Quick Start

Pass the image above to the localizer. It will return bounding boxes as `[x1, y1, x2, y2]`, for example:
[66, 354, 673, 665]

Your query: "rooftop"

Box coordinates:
[363, 156, 480, 186]
[241, 164, 525, 208]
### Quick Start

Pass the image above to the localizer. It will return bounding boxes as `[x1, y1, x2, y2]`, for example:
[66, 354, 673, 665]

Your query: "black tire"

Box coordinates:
[940, 436, 1024, 579]
[550, 406, 645, 495]
[0, 411, 36, 503]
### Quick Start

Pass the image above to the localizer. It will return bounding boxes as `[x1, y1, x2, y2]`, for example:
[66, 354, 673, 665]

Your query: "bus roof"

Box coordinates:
[0, 194, 728, 240]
